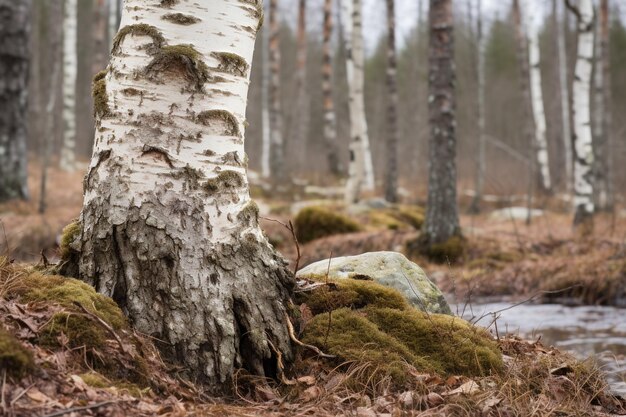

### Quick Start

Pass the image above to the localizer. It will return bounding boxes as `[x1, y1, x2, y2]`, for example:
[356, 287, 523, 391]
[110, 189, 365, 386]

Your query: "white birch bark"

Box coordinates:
[60, 0, 77, 171]
[570, 0, 595, 226]
[268, 0, 286, 182]
[65, 0, 293, 388]
[557, 0, 573, 193]
[344, 0, 374, 203]
[525, 0, 552, 192]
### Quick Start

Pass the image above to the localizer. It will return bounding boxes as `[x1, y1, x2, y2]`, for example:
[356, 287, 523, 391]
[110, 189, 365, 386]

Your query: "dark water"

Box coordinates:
[456, 302, 626, 396]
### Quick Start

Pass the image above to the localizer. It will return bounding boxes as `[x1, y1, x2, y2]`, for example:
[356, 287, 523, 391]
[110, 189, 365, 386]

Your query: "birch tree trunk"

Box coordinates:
[512, 0, 536, 220]
[526, 0, 552, 193]
[344, 0, 374, 203]
[423, 0, 460, 245]
[470, 0, 486, 214]
[384, 0, 399, 203]
[269, 0, 286, 183]
[291, 0, 309, 172]
[0, 0, 30, 202]
[557, 0, 573, 193]
[322, 0, 341, 176]
[593, 0, 613, 211]
[60, 0, 77, 171]
[93, 0, 109, 74]
[39, 1, 63, 214]
[64, 0, 293, 389]
[568, 0, 595, 228]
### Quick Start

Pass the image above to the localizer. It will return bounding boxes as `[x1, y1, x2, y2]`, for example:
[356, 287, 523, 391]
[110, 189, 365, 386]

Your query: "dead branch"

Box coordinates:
[284, 312, 335, 359]
[73, 302, 129, 355]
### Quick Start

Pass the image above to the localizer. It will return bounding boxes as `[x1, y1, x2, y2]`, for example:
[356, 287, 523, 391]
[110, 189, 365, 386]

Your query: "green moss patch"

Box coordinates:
[297, 278, 409, 315]
[294, 207, 361, 244]
[0, 327, 35, 378]
[39, 312, 108, 349]
[145, 44, 210, 91]
[408, 234, 467, 264]
[92, 72, 111, 118]
[112, 24, 165, 55]
[17, 274, 127, 331]
[299, 279, 502, 388]
[59, 220, 80, 261]
[203, 170, 245, 194]
[211, 52, 249, 77]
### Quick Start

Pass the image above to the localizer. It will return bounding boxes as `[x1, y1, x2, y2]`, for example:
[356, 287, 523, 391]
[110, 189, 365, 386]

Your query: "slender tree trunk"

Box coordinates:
[107, 0, 120, 47]
[75, 0, 95, 157]
[512, 0, 536, 222]
[526, 0, 552, 193]
[556, 0, 573, 193]
[261, 17, 271, 179]
[423, 0, 460, 245]
[269, 0, 286, 183]
[470, 0, 486, 214]
[291, 0, 309, 173]
[322, 0, 341, 176]
[60, 0, 77, 171]
[567, 0, 595, 229]
[64, 0, 293, 389]
[59, 0, 76, 168]
[39, 1, 63, 214]
[344, 0, 374, 202]
[0, 0, 31, 202]
[593, 0, 613, 211]
[384, 0, 399, 203]
[93, 0, 108, 73]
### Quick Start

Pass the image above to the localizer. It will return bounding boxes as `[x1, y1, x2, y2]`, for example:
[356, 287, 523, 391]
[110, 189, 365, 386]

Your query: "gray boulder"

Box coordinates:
[296, 251, 452, 315]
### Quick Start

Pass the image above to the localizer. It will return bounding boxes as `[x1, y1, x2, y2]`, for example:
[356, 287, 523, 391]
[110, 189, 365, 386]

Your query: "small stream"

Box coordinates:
[455, 302, 626, 396]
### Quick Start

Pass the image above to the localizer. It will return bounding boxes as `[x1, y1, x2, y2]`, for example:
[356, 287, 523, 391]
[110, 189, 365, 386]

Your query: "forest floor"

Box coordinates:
[1, 166, 626, 416]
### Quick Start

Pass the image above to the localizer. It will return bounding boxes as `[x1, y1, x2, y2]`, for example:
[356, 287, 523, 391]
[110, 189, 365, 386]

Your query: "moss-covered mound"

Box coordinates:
[0, 327, 35, 378]
[295, 206, 361, 243]
[407, 234, 467, 264]
[365, 205, 425, 231]
[298, 278, 503, 388]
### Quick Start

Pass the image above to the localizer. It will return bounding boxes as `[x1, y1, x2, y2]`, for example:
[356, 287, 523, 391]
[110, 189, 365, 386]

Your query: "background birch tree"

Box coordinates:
[567, 0, 595, 229]
[322, 0, 341, 176]
[290, 0, 309, 172]
[0, 0, 31, 202]
[556, 0, 573, 194]
[344, 0, 375, 203]
[422, 0, 460, 247]
[526, 0, 551, 193]
[63, 0, 294, 388]
[269, 0, 286, 183]
[384, 0, 399, 203]
[60, 0, 77, 172]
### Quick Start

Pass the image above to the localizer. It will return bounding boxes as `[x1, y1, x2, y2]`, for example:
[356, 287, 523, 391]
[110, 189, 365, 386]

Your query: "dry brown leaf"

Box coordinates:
[297, 375, 316, 385]
[445, 380, 480, 396]
[300, 385, 323, 402]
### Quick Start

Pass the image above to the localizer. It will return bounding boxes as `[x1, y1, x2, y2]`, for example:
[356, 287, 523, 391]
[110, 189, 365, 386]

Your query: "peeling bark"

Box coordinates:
[65, 0, 293, 390]
[423, 0, 460, 245]
[0, 0, 31, 202]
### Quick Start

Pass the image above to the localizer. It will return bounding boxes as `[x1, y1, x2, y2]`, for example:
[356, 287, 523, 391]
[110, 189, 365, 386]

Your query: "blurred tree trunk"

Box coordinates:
[39, 0, 63, 214]
[290, 0, 309, 173]
[567, 0, 595, 230]
[423, 0, 460, 245]
[512, 0, 536, 223]
[261, 20, 271, 179]
[107, 0, 121, 47]
[66, 0, 293, 389]
[526, 0, 552, 193]
[593, 0, 613, 211]
[75, 0, 95, 157]
[93, 0, 108, 74]
[384, 0, 399, 203]
[0, 0, 31, 202]
[556, 0, 573, 193]
[469, 0, 486, 214]
[269, 0, 286, 184]
[344, 0, 374, 203]
[322, 0, 341, 176]
[60, 0, 77, 171]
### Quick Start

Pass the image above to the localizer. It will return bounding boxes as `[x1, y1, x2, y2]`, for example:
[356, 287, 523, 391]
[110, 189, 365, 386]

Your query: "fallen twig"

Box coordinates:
[73, 301, 129, 355]
[285, 312, 335, 359]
